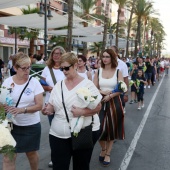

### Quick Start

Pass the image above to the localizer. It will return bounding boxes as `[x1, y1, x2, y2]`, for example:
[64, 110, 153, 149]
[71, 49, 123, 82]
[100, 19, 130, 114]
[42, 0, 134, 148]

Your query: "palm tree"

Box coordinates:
[102, 0, 110, 52]
[125, 0, 136, 57]
[114, 0, 127, 47]
[67, 0, 74, 52]
[133, 0, 154, 57]
[74, 0, 102, 55]
[89, 42, 103, 56]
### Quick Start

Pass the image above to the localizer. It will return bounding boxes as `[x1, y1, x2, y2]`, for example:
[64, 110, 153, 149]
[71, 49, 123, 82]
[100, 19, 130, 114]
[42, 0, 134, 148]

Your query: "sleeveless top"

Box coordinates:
[77, 70, 88, 79]
[99, 68, 118, 91]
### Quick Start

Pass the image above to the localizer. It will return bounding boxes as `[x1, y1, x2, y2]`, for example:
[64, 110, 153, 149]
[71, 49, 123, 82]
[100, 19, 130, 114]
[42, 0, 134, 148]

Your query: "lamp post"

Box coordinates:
[38, 0, 53, 58]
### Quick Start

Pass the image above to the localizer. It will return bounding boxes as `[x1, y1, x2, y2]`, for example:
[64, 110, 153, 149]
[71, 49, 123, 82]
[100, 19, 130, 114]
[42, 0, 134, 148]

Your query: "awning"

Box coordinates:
[48, 26, 103, 36]
[0, 12, 84, 29]
[0, 0, 40, 9]
[74, 34, 127, 48]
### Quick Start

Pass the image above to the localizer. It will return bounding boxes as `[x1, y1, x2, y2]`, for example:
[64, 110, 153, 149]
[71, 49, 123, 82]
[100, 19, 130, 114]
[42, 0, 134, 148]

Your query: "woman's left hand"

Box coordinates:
[4, 105, 22, 116]
[102, 95, 111, 103]
[71, 105, 83, 117]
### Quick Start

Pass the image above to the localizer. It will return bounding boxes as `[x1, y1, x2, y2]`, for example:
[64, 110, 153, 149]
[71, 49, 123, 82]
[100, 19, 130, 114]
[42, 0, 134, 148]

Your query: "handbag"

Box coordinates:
[61, 80, 94, 150]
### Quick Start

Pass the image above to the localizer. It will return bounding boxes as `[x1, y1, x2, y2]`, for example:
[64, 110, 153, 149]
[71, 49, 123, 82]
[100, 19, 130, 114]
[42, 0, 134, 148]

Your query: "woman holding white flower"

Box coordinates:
[93, 49, 125, 167]
[42, 52, 102, 170]
[2, 52, 44, 170]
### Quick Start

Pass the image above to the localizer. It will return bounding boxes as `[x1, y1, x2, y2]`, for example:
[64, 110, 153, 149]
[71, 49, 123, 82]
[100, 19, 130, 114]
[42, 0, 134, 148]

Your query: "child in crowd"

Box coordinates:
[134, 69, 147, 110]
[129, 62, 138, 104]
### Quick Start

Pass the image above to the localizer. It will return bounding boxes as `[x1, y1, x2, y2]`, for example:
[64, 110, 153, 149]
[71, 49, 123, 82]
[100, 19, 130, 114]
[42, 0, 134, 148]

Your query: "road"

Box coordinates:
[0, 75, 170, 170]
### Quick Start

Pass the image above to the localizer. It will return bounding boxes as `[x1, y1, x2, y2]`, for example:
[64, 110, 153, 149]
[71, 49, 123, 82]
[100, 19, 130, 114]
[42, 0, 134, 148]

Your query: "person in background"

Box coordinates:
[41, 46, 66, 168]
[42, 52, 102, 170]
[35, 54, 45, 64]
[145, 57, 153, 88]
[164, 58, 170, 76]
[6, 55, 13, 76]
[110, 46, 129, 113]
[129, 62, 138, 104]
[160, 57, 165, 77]
[2, 52, 44, 170]
[93, 49, 125, 167]
[77, 55, 92, 81]
[0, 57, 4, 84]
[134, 69, 147, 110]
[155, 57, 160, 81]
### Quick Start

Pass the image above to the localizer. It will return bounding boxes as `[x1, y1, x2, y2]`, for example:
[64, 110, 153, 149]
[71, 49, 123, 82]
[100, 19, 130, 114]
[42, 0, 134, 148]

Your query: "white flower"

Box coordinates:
[119, 81, 127, 93]
[0, 124, 16, 148]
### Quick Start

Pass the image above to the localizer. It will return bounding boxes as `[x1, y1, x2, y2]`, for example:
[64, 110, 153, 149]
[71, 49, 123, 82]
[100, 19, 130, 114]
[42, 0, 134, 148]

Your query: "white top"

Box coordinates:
[35, 59, 44, 64]
[41, 66, 65, 103]
[160, 61, 165, 68]
[2, 76, 44, 126]
[49, 79, 102, 139]
[117, 58, 128, 78]
[77, 70, 88, 79]
[99, 68, 118, 91]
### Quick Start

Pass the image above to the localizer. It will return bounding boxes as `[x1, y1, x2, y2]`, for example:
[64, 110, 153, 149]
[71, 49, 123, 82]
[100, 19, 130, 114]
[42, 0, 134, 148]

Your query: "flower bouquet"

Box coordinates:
[71, 87, 97, 137]
[136, 79, 140, 93]
[129, 80, 135, 87]
[112, 80, 127, 93]
[0, 124, 16, 160]
[0, 87, 16, 160]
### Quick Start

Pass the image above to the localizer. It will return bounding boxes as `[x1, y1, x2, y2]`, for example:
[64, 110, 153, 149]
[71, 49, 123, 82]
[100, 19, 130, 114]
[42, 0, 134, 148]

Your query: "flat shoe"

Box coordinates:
[103, 154, 110, 166]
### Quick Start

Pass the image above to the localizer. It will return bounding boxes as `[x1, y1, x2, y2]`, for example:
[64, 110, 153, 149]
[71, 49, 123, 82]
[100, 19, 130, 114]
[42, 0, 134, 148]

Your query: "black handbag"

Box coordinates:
[61, 81, 94, 150]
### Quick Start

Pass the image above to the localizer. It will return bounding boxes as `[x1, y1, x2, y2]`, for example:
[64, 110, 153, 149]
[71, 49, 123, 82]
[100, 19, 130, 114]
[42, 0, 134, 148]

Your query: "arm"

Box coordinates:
[42, 103, 54, 115]
[5, 93, 44, 116]
[71, 103, 101, 117]
[87, 71, 92, 81]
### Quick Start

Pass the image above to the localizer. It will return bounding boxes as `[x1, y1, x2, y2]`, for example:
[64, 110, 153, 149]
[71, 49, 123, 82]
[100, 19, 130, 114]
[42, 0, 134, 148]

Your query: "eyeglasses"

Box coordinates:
[18, 66, 31, 71]
[53, 52, 62, 56]
[60, 65, 72, 71]
[102, 55, 111, 59]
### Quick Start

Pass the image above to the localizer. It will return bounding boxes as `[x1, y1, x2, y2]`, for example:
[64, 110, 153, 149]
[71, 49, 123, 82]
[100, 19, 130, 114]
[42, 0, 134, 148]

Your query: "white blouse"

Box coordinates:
[49, 79, 102, 139]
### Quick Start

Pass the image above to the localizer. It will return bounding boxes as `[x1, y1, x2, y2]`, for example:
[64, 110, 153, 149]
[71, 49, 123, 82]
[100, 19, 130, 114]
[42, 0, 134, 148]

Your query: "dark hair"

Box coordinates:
[138, 69, 144, 78]
[36, 55, 42, 61]
[133, 61, 138, 65]
[111, 45, 119, 54]
[101, 49, 118, 68]
[77, 55, 87, 63]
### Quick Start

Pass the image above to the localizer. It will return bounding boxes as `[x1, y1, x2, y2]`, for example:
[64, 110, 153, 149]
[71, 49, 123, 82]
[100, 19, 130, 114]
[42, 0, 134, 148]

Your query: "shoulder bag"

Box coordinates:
[61, 80, 93, 150]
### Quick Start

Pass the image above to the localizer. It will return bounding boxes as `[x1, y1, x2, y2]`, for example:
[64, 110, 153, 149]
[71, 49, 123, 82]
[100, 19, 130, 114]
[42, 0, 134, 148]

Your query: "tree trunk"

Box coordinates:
[102, 0, 110, 53]
[115, 7, 121, 47]
[66, 0, 74, 52]
[125, 0, 135, 58]
[29, 38, 35, 55]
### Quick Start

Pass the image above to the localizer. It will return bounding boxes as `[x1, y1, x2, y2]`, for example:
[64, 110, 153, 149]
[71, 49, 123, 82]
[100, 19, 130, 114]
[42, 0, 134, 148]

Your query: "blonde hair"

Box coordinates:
[60, 52, 78, 65]
[13, 52, 31, 68]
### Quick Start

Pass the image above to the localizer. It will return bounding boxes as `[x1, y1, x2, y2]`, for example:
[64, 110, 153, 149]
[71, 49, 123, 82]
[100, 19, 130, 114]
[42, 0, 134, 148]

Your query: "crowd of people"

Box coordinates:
[0, 46, 169, 170]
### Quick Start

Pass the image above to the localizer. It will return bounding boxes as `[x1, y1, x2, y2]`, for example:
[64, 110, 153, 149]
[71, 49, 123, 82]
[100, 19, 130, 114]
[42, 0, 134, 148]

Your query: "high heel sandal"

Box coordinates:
[103, 154, 110, 166]
[99, 149, 106, 162]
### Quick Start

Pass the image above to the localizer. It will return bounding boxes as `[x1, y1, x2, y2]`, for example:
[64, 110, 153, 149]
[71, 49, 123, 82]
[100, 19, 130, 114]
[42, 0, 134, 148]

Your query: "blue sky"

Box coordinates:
[153, 0, 170, 54]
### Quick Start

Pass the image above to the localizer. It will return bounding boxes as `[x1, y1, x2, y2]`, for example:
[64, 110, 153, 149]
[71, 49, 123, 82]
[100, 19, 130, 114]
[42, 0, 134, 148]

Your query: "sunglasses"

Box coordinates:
[60, 65, 72, 71]
[18, 66, 31, 71]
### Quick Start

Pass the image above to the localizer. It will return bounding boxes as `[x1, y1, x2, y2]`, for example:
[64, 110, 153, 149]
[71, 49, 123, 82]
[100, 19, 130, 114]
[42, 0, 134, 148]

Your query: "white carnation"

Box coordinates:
[0, 124, 16, 148]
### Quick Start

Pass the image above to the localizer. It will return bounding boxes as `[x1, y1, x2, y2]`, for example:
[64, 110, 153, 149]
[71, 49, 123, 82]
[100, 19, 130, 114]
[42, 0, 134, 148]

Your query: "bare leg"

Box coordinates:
[3, 154, 17, 170]
[104, 140, 114, 162]
[99, 141, 106, 157]
[26, 151, 39, 170]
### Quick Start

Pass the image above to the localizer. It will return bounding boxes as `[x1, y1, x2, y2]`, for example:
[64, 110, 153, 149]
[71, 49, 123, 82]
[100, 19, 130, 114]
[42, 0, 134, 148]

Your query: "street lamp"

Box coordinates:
[38, 0, 53, 58]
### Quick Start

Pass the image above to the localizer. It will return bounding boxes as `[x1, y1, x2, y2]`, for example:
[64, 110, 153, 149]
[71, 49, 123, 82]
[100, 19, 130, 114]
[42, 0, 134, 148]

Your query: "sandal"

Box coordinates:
[103, 154, 110, 166]
[99, 149, 106, 162]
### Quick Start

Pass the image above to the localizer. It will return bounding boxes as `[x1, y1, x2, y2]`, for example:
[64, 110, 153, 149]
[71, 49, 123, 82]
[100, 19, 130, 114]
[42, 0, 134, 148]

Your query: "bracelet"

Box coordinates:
[24, 107, 27, 114]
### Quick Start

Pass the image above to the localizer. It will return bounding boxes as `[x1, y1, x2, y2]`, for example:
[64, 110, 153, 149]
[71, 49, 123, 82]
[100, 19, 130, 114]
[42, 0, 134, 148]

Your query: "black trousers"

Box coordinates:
[49, 130, 100, 170]
[137, 92, 144, 102]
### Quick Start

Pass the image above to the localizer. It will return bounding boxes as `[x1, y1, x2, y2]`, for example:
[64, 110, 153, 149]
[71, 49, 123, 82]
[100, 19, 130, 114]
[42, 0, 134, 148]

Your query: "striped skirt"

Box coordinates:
[99, 95, 125, 141]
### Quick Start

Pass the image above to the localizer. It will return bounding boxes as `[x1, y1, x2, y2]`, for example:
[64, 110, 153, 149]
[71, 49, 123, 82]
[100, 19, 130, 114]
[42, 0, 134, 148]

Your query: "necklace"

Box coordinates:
[53, 66, 60, 69]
